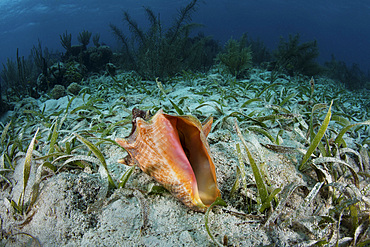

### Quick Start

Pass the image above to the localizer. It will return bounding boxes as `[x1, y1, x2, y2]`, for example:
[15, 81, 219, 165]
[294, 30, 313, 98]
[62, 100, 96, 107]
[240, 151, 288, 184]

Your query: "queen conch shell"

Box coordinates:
[115, 108, 221, 212]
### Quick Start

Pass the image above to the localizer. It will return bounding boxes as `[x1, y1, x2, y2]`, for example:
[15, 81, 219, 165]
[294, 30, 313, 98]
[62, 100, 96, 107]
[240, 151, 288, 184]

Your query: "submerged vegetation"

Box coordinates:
[1, 2, 369, 107]
[1, 66, 369, 245]
[217, 34, 252, 78]
[324, 55, 369, 90]
[110, 0, 217, 80]
[0, 0, 370, 245]
[272, 33, 321, 77]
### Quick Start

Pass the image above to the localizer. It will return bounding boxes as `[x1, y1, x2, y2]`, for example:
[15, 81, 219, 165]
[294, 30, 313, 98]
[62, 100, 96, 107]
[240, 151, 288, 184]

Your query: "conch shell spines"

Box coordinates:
[115, 108, 220, 211]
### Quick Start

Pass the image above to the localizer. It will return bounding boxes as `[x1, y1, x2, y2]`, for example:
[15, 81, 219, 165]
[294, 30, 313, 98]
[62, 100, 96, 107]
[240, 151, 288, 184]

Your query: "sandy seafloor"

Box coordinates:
[1, 69, 369, 246]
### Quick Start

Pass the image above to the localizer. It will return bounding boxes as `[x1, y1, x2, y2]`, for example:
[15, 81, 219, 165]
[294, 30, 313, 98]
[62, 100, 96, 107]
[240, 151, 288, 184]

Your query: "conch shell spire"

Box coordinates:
[116, 108, 221, 211]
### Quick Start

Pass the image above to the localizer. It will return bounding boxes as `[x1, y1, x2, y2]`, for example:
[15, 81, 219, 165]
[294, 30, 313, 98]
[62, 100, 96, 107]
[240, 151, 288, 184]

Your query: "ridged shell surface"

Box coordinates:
[116, 109, 220, 211]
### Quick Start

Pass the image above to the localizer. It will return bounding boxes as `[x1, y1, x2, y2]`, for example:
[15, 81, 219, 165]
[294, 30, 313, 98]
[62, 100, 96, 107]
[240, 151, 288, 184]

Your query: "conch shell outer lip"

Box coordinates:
[116, 108, 220, 212]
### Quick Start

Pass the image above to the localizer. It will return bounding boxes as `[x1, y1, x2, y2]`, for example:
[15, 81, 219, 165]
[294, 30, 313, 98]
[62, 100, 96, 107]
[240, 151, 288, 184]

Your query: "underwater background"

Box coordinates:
[1, 0, 370, 71]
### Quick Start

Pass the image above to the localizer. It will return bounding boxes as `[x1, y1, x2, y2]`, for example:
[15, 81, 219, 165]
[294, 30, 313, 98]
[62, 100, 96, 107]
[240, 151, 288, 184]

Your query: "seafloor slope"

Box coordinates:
[1, 69, 369, 246]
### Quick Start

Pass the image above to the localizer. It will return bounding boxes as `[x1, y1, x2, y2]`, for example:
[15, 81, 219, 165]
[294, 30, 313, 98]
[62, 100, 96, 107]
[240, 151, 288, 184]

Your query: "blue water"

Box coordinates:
[0, 0, 369, 72]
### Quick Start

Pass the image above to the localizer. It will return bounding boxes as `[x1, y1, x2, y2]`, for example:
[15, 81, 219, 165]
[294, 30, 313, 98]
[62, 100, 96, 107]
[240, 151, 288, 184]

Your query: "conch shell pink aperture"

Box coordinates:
[115, 108, 221, 212]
